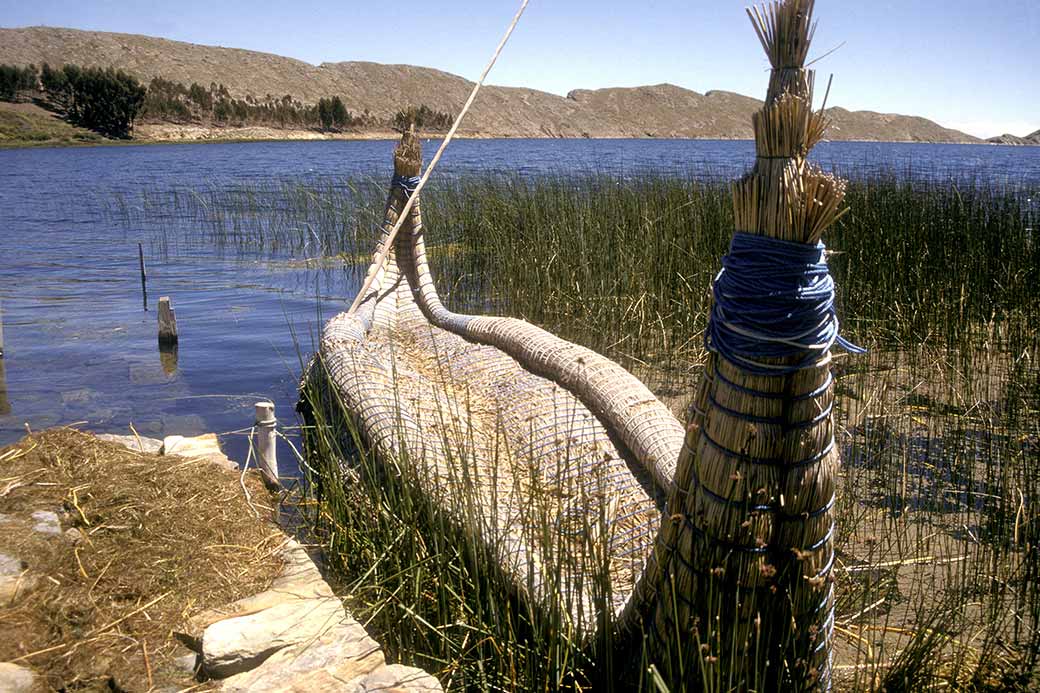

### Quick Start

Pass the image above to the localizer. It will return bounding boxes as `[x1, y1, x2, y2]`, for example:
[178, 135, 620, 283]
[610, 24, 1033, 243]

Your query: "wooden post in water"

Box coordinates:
[254, 402, 279, 488]
[157, 297, 178, 345]
[0, 300, 8, 415]
[0, 354, 8, 417]
[138, 242, 148, 311]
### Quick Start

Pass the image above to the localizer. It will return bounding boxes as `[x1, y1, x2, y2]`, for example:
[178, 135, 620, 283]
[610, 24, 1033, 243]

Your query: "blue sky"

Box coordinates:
[2, 0, 1036, 138]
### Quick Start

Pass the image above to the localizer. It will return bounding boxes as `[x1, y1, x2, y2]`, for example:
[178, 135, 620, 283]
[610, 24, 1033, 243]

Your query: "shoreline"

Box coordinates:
[3, 118, 1021, 151]
[5, 133, 1024, 151]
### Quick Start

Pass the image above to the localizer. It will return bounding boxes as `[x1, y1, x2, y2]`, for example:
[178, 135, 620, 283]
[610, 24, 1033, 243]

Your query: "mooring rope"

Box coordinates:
[705, 232, 865, 374]
[347, 0, 530, 315]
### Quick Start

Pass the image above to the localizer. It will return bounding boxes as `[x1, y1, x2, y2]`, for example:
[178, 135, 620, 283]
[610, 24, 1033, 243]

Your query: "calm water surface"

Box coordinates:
[1, 139, 1038, 471]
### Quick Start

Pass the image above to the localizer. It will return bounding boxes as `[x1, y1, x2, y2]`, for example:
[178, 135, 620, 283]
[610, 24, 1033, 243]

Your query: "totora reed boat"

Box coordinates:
[302, 1, 855, 689]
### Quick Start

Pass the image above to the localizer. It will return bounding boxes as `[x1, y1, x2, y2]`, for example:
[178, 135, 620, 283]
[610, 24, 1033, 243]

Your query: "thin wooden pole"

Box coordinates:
[138, 242, 148, 311]
[0, 297, 5, 358]
[0, 354, 9, 416]
[0, 299, 7, 412]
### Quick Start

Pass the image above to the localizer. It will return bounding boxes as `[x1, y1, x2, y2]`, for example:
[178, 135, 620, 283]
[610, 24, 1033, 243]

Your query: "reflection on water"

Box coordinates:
[0, 358, 10, 417]
[159, 343, 179, 376]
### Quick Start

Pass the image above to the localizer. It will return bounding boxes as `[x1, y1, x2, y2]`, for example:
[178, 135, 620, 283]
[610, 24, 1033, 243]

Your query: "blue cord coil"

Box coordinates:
[391, 174, 422, 195]
[700, 230, 859, 692]
[705, 232, 865, 374]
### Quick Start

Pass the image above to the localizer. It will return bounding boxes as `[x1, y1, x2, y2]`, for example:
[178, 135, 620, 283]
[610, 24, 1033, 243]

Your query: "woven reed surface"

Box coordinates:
[309, 173, 682, 636]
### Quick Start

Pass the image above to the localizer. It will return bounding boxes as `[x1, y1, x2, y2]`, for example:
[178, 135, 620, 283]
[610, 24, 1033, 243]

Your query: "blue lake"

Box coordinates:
[1, 138, 1038, 471]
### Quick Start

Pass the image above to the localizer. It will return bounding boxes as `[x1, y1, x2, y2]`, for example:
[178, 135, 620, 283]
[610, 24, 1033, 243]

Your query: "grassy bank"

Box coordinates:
[111, 174, 1040, 690]
[0, 102, 105, 148]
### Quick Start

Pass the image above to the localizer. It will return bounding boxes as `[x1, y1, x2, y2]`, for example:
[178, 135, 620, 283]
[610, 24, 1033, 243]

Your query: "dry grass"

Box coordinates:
[0, 428, 284, 691]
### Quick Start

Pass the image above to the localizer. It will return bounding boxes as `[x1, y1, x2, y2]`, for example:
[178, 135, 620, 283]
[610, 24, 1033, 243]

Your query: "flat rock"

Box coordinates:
[162, 433, 237, 471]
[184, 540, 331, 641]
[0, 662, 36, 692]
[30, 510, 61, 535]
[0, 553, 23, 577]
[272, 540, 332, 597]
[201, 594, 344, 678]
[97, 432, 164, 454]
[220, 617, 384, 692]
[172, 650, 201, 677]
[351, 664, 443, 692]
[61, 388, 96, 406]
[0, 553, 35, 604]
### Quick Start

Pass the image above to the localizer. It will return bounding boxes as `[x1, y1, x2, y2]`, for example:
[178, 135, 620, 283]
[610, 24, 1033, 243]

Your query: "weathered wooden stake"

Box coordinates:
[157, 296, 178, 345]
[138, 242, 148, 311]
[254, 401, 279, 487]
[0, 300, 8, 414]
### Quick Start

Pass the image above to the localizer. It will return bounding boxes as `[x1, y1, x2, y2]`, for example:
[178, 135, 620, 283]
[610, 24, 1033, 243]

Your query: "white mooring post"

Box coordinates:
[254, 401, 279, 487]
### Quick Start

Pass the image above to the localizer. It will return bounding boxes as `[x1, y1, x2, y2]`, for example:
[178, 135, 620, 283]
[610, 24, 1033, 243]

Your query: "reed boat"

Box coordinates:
[303, 124, 686, 631]
[302, 1, 850, 689]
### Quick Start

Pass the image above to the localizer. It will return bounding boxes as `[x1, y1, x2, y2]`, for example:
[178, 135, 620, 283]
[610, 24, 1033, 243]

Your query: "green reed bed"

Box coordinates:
[111, 173, 1039, 690]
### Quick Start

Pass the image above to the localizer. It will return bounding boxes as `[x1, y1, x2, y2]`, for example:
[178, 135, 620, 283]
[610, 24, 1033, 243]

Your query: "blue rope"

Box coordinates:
[391, 174, 421, 195]
[697, 233, 853, 692]
[706, 232, 865, 375]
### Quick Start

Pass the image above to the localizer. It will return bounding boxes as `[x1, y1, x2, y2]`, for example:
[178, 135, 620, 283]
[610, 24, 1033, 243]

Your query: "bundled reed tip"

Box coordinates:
[394, 124, 422, 178]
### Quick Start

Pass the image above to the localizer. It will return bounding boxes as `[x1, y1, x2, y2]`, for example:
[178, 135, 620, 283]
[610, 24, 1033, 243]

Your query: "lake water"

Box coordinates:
[2, 138, 1038, 473]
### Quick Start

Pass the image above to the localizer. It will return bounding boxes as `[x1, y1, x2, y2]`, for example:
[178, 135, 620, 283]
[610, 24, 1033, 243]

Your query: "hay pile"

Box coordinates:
[0, 429, 283, 691]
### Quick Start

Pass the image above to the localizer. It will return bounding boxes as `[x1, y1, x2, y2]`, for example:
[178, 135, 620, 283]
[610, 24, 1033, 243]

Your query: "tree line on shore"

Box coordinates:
[1, 61, 456, 139]
[2, 62, 144, 137]
[141, 76, 375, 131]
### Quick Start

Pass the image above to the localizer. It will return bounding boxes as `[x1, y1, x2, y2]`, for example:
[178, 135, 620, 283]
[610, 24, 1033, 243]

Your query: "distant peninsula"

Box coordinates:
[0, 25, 1019, 146]
[987, 130, 1040, 146]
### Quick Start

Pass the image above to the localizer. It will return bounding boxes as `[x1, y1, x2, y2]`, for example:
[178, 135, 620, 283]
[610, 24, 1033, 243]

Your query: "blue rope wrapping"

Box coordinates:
[706, 232, 865, 375]
[391, 174, 422, 195]
[695, 232, 857, 690]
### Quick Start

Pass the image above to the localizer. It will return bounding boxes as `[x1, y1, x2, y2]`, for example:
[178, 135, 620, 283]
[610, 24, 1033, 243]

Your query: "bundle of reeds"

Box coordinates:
[639, 0, 846, 689]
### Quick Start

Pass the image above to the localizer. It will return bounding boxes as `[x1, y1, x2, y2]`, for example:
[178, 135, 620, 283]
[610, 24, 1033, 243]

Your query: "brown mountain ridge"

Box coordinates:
[987, 129, 1040, 146]
[0, 25, 980, 143]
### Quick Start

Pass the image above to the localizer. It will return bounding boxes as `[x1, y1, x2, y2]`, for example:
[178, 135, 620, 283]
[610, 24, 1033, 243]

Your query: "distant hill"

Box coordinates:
[0, 25, 981, 143]
[987, 129, 1040, 146]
